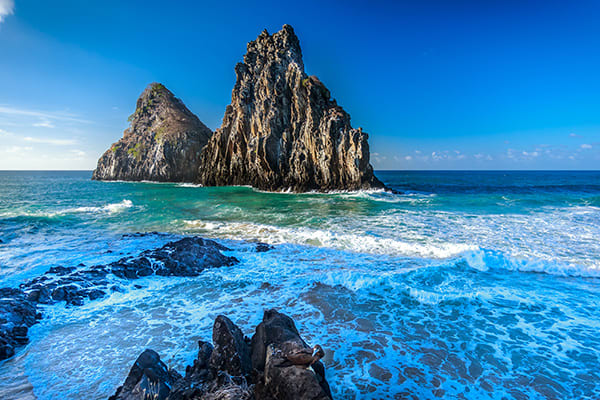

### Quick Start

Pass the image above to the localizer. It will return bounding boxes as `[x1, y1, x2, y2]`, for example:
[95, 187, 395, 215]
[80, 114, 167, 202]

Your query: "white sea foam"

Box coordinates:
[183, 219, 476, 259]
[0, 200, 133, 219]
[461, 248, 600, 278]
[68, 199, 133, 214]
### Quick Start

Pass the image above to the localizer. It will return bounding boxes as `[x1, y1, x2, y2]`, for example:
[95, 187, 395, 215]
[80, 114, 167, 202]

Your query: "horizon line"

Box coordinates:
[1, 169, 599, 173]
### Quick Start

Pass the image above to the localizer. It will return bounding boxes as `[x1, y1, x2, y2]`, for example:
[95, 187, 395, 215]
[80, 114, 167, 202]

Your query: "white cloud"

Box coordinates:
[0, 105, 90, 124]
[569, 133, 580, 138]
[70, 149, 86, 158]
[33, 119, 55, 128]
[404, 155, 412, 161]
[1, 145, 32, 154]
[24, 136, 77, 145]
[581, 144, 592, 149]
[0, 0, 14, 24]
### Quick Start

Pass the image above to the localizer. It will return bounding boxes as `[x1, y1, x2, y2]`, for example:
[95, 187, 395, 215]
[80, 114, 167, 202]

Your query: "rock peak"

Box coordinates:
[197, 26, 385, 192]
[92, 84, 212, 182]
[244, 24, 303, 71]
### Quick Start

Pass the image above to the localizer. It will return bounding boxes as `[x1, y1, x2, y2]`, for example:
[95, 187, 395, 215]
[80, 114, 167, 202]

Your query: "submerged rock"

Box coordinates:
[113, 309, 332, 399]
[92, 83, 213, 182]
[197, 25, 385, 192]
[2, 236, 238, 361]
[109, 237, 238, 279]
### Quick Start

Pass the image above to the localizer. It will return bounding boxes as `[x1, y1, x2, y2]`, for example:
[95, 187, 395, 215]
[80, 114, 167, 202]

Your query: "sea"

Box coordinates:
[0, 170, 598, 399]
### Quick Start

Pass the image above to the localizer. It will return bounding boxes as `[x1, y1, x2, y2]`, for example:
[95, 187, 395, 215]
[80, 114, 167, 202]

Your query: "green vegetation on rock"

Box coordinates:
[127, 143, 144, 161]
[154, 126, 168, 142]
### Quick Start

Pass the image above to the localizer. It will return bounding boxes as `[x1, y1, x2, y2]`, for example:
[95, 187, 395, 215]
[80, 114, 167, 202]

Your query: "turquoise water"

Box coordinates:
[0, 170, 599, 399]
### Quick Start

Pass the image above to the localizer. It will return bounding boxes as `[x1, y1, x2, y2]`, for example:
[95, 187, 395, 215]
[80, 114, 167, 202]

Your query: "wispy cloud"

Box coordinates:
[23, 136, 77, 146]
[569, 133, 580, 138]
[0, 105, 91, 124]
[0, 0, 14, 24]
[581, 143, 592, 149]
[1, 145, 33, 154]
[32, 119, 55, 128]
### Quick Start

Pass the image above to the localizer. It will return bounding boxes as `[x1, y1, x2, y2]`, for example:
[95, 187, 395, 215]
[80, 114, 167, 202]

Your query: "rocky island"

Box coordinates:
[197, 25, 384, 192]
[93, 25, 385, 192]
[92, 83, 213, 182]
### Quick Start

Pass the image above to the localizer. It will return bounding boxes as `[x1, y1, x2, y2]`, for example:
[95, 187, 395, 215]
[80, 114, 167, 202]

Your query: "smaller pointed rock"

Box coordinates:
[92, 83, 212, 182]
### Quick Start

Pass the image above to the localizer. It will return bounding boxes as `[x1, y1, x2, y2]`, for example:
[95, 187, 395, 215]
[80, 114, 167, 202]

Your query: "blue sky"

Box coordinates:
[0, 0, 599, 170]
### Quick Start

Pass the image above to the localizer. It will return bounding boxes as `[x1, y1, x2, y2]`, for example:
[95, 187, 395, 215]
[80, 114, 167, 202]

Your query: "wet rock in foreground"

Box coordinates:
[0, 236, 239, 362]
[112, 309, 332, 400]
[109, 349, 182, 400]
[0, 288, 40, 361]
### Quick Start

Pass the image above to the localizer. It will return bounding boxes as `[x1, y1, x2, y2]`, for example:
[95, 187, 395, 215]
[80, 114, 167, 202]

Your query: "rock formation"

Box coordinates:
[111, 309, 332, 400]
[93, 26, 385, 192]
[92, 83, 212, 182]
[197, 24, 385, 192]
[0, 235, 247, 361]
[0, 287, 40, 360]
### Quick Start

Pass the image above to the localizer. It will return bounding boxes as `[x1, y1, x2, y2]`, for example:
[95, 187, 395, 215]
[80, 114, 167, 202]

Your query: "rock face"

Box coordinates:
[253, 310, 332, 399]
[92, 83, 212, 182]
[112, 309, 333, 400]
[197, 24, 385, 192]
[109, 349, 182, 400]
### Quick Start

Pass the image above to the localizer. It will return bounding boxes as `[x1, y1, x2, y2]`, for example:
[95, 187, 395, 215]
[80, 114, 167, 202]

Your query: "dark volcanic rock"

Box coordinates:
[112, 310, 332, 399]
[255, 243, 274, 253]
[110, 237, 238, 278]
[252, 310, 332, 399]
[0, 288, 39, 361]
[250, 309, 303, 372]
[93, 83, 213, 182]
[109, 349, 182, 400]
[4, 236, 237, 361]
[197, 25, 385, 192]
[209, 315, 252, 378]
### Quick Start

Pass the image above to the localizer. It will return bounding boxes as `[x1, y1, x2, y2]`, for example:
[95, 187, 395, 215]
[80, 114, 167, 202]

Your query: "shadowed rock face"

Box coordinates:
[92, 83, 212, 182]
[197, 24, 385, 192]
[113, 310, 332, 400]
[109, 349, 182, 400]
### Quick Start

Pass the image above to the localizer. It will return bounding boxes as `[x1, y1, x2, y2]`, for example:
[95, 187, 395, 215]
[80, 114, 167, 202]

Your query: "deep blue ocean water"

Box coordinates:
[0, 170, 599, 399]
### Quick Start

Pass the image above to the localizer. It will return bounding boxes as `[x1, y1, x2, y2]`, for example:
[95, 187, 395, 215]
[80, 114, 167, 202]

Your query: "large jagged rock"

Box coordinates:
[93, 83, 212, 182]
[112, 310, 332, 399]
[197, 24, 385, 192]
[109, 349, 182, 400]
[209, 315, 252, 378]
[252, 310, 332, 399]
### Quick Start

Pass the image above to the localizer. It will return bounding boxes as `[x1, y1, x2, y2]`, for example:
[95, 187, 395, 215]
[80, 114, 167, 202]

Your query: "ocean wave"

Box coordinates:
[182, 219, 476, 258]
[0, 200, 133, 219]
[67, 200, 133, 214]
[461, 248, 600, 278]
